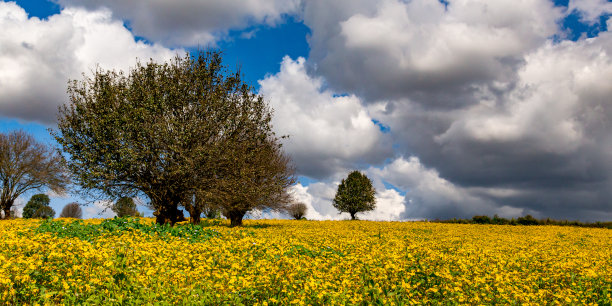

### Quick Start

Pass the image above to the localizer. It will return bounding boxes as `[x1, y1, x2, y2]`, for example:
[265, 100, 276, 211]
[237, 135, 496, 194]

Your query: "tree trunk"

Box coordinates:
[1, 199, 13, 219]
[350, 212, 356, 220]
[228, 210, 246, 227]
[190, 207, 201, 225]
[2, 207, 11, 220]
[153, 198, 183, 225]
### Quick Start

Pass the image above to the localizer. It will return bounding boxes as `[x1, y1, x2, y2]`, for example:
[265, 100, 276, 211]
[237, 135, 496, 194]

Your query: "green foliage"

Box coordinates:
[517, 215, 539, 226]
[35, 217, 220, 243]
[472, 215, 491, 224]
[333, 171, 376, 220]
[54, 50, 293, 226]
[112, 197, 139, 217]
[23, 194, 55, 219]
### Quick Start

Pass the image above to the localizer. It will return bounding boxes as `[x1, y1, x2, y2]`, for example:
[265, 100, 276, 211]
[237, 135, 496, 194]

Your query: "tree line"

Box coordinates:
[433, 214, 612, 229]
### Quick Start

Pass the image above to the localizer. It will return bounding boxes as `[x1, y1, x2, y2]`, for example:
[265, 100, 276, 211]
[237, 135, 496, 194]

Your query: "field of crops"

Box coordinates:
[1, 218, 611, 305]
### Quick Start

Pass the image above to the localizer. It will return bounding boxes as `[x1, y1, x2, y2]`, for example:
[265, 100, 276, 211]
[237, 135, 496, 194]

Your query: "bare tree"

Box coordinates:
[60, 202, 83, 218]
[287, 202, 308, 220]
[0, 130, 69, 219]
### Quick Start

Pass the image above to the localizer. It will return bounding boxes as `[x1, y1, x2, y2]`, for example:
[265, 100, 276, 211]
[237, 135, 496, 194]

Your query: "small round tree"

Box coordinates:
[112, 197, 139, 217]
[60, 202, 83, 218]
[23, 194, 54, 219]
[333, 171, 376, 220]
[287, 202, 308, 220]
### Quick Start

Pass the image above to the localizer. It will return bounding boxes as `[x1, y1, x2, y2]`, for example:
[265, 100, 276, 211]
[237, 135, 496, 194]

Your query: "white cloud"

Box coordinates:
[569, 0, 612, 24]
[304, 0, 562, 102]
[259, 56, 392, 178]
[54, 0, 302, 46]
[0, 2, 179, 124]
[369, 156, 512, 220]
[82, 200, 116, 219]
[437, 33, 612, 157]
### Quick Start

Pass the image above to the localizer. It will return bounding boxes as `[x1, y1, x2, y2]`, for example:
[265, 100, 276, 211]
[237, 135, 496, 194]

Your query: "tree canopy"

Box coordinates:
[0, 130, 68, 219]
[333, 171, 376, 220]
[23, 194, 56, 219]
[54, 50, 294, 225]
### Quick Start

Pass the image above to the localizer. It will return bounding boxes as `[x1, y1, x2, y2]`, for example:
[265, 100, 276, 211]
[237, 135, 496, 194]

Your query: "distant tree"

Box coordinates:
[287, 202, 308, 220]
[472, 215, 491, 224]
[0, 130, 69, 219]
[60, 202, 83, 218]
[112, 197, 139, 218]
[517, 215, 539, 225]
[333, 171, 376, 220]
[23, 194, 55, 219]
[53, 50, 291, 225]
[492, 214, 509, 225]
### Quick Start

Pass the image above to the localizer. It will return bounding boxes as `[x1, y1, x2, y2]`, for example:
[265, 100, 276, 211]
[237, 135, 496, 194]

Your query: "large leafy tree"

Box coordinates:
[23, 194, 56, 219]
[54, 50, 293, 225]
[333, 171, 376, 220]
[0, 130, 69, 219]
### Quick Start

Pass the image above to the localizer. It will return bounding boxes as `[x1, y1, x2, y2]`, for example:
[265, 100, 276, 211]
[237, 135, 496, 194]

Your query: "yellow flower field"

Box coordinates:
[0, 218, 610, 305]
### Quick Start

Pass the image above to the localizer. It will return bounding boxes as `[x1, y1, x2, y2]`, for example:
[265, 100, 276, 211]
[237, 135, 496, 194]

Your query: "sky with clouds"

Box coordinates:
[1, 0, 611, 221]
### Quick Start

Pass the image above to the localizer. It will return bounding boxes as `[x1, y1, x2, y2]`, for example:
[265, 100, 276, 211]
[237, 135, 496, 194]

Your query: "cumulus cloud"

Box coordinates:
[367, 29, 612, 221]
[304, 0, 562, 104]
[296, 0, 612, 221]
[53, 0, 302, 46]
[368, 156, 521, 220]
[82, 200, 116, 219]
[0, 2, 178, 124]
[259, 56, 392, 179]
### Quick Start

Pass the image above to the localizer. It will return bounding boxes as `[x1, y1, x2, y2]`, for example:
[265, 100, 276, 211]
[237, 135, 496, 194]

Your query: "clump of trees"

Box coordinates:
[112, 197, 140, 217]
[23, 194, 55, 219]
[54, 50, 295, 226]
[333, 171, 376, 220]
[435, 214, 612, 228]
[287, 202, 308, 220]
[0, 130, 69, 219]
[60, 202, 83, 219]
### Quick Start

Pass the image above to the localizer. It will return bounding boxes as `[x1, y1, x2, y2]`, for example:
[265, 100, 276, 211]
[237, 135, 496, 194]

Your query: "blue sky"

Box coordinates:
[1, 0, 612, 221]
